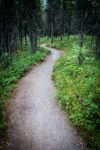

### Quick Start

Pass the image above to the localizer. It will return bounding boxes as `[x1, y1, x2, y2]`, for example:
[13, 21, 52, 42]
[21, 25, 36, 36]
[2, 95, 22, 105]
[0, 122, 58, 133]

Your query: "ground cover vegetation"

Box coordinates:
[41, 1, 100, 149]
[0, 43, 50, 148]
[0, 0, 50, 146]
[41, 36, 99, 150]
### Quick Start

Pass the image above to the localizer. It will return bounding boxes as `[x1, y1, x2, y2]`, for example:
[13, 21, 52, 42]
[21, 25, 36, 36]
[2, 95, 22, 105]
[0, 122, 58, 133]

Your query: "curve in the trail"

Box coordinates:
[8, 44, 87, 150]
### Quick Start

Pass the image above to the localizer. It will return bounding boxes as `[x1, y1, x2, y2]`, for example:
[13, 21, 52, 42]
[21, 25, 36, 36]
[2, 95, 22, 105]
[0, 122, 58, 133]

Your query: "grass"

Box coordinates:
[40, 36, 100, 150]
[0, 44, 50, 148]
[39, 36, 75, 51]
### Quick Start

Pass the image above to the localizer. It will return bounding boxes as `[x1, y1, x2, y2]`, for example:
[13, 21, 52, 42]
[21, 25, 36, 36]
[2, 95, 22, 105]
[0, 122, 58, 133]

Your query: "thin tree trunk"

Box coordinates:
[20, 30, 23, 46]
[51, 18, 54, 43]
[80, 18, 84, 48]
[96, 31, 100, 58]
[78, 17, 85, 66]
[33, 31, 37, 52]
[80, 33, 84, 48]
[24, 25, 27, 45]
[50, 6, 54, 44]
[90, 35, 94, 48]
[29, 30, 34, 53]
[68, 15, 71, 40]
[60, 1, 64, 43]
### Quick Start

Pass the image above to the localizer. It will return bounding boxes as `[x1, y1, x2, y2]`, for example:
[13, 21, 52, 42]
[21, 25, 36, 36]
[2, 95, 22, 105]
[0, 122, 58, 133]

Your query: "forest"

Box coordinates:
[0, 0, 100, 150]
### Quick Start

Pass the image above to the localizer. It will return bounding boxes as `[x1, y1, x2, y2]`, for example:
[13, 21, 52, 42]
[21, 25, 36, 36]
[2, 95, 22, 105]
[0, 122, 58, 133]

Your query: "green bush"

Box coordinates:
[44, 36, 100, 150]
[0, 47, 50, 132]
[0, 52, 11, 68]
[53, 54, 100, 149]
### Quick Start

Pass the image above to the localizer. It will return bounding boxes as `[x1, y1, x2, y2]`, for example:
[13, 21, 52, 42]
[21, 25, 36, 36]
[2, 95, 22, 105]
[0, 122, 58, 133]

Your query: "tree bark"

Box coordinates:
[79, 17, 84, 48]
[51, 17, 54, 43]
[51, 10, 54, 43]
[60, 1, 64, 42]
[96, 30, 100, 58]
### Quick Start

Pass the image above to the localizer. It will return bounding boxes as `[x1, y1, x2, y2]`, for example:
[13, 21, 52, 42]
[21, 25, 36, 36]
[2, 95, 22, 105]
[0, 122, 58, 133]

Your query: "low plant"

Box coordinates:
[42, 36, 100, 150]
[0, 47, 50, 133]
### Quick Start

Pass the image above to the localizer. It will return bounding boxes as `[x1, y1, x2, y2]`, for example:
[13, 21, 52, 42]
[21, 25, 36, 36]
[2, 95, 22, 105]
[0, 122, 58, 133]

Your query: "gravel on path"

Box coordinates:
[8, 44, 87, 150]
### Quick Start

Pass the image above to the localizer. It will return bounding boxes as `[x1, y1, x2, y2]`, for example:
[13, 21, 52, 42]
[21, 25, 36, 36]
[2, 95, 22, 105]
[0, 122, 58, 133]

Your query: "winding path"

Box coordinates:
[8, 44, 87, 150]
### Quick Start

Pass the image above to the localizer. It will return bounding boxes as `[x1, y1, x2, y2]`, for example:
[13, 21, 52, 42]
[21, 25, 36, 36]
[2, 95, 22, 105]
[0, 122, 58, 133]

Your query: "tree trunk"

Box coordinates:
[80, 33, 84, 48]
[24, 25, 27, 45]
[51, 18, 54, 43]
[33, 31, 37, 52]
[20, 30, 23, 46]
[60, 1, 64, 43]
[50, 7, 54, 44]
[29, 30, 34, 53]
[68, 15, 71, 40]
[79, 18, 84, 48]
[90, 35, 94, 48]
[96, 31, 100, 58]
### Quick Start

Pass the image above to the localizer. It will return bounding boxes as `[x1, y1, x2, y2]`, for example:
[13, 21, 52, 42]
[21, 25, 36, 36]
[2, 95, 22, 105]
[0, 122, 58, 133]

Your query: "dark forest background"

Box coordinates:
[0, 0, 100, 62]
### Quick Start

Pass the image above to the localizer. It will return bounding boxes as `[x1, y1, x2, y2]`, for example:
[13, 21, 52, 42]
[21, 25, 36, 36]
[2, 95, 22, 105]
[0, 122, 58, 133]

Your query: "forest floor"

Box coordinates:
[7, 44, 87, 150]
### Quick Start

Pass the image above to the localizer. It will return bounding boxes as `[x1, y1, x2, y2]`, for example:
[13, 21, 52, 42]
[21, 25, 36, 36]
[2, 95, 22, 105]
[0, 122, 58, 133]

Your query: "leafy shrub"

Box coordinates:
[53, 54, 100, 149]
[45, 36, 100, 150]
[0, 47, 50, 132]
[0, 53, 11, 68]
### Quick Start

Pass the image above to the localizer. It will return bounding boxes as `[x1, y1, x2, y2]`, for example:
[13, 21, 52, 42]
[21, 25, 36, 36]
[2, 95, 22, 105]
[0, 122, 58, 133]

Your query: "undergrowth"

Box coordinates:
[41, 36, 100, 150]
[0, 46, 50, 143]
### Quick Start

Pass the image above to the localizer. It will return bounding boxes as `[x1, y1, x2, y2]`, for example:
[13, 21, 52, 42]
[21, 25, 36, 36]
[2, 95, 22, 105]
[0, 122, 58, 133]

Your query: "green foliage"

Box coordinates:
[38, 37, 49, 45]
[0, 47, 50, 132]
[40, 36, 75, 52]
[1, 53, 11, 68]
[44, 36, 100, 149]
[53, 55, 100, 149]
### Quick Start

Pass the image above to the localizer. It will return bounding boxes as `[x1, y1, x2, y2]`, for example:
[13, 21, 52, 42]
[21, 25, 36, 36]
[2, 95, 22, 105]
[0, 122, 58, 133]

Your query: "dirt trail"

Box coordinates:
[8, 44, 87, 150]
